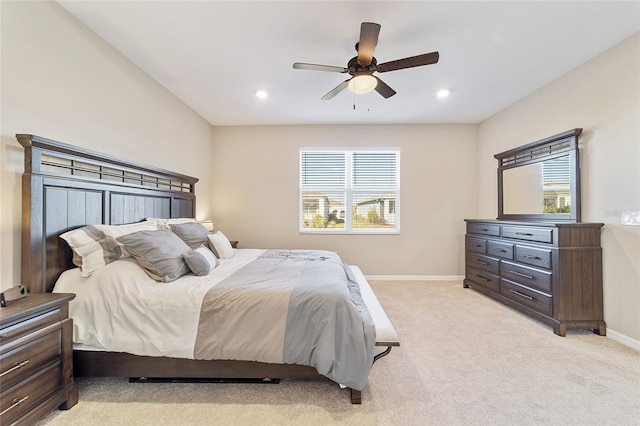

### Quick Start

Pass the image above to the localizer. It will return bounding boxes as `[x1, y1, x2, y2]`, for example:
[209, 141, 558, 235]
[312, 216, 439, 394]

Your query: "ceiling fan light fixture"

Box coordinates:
[348, 74, 378, 94]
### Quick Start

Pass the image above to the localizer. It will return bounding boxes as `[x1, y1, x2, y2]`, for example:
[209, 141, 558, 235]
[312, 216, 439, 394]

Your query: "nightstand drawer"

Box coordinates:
[0, 308, 62, 344]
[1, 325, 62, 390]
[0, 293, 77, 424]
[0, 362, 61, 425]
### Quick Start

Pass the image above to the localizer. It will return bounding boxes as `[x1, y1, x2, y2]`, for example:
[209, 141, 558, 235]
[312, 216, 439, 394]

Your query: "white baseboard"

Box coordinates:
[364, 275, 464, 281]
[607, 329, 640, 351]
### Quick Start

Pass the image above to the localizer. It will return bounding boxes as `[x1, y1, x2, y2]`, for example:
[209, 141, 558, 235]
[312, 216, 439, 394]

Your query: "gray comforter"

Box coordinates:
[193, 250, 375, 391]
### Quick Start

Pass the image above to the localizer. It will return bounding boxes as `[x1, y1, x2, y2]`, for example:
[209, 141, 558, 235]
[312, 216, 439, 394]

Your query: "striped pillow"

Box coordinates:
[183, 246, 218, 276]
[60, 222, 156, 277]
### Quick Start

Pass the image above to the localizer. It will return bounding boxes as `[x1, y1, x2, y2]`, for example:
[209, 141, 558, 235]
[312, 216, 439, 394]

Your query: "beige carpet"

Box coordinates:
[37, 281, 639, 425]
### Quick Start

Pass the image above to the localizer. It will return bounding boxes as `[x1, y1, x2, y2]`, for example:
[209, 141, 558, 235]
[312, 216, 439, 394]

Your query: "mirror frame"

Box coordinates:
[496, 128, 582, 222]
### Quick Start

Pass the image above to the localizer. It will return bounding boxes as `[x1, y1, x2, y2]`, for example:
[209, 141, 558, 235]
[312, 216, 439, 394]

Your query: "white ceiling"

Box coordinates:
[57, 1, 640, 126]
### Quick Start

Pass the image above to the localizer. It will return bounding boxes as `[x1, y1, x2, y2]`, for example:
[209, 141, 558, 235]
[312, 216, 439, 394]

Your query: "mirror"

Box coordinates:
[496, 129, 581, 222]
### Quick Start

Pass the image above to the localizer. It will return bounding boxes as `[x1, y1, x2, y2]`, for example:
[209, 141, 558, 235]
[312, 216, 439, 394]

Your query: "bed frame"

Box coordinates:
[19, 134, 397, 404]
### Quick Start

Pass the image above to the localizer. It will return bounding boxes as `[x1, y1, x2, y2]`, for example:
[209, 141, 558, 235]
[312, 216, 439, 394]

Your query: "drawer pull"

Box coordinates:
[515, 232, 534, 236]
[0, 396, 29, 416]
[473, 259, 488, 266]
[0, 360, 30, 378]
[480, 228, 488, 231]
[494, 249, 507, 253]
[509, 270, 534, 280]
[474, 275, 489, 282]
[508, 289, 534, 301]
[472, 244, 482, 248]
[524, 255, 541, 260]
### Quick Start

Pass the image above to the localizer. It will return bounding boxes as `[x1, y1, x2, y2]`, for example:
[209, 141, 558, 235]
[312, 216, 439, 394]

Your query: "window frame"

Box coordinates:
[299, 148, 400, 235]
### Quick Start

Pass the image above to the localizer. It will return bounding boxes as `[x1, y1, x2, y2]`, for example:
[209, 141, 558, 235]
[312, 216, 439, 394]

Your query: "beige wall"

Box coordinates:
[211, 124, 478, 276]
[478, 33, 640, 342]
[0, 1, 215, 290]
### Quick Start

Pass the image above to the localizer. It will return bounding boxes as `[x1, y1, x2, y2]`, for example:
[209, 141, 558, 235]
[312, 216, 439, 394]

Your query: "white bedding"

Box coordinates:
[53, 248, 398, 358]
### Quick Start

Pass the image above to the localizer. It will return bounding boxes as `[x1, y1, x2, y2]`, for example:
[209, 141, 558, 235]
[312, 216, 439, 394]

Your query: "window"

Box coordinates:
[542, 155, 571, 213]
[300, 149, 400, 233]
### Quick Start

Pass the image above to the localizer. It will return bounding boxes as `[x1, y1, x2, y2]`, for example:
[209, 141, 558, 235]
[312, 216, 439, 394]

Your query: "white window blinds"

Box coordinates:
[300, 149, 400, 233]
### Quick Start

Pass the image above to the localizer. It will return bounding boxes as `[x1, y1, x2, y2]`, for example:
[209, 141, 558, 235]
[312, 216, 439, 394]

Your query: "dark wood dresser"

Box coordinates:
[464, 220, 605, 336]
[0, 293, 77, 424]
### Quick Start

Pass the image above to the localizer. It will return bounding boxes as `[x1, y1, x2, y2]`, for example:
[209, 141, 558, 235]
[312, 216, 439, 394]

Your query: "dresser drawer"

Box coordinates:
[0, 308, 62, 344]
[0, 362, 61, 425]
[487, 240, 514, 260]
[501, 261, 552, 294]
[501, 279, 552, 316]
[1, 325, 62, 390]
[502, 226, 553, 244]
[515, 245, 552, 270]
[467, 223, 500, 237]
[466, 267, 500, 293]
[465, 253, 499, 275]
[466, 236, 487, 254]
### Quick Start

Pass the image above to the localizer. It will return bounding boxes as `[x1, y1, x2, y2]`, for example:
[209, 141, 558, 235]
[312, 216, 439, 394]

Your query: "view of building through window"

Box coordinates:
[542, 155, 571, 213]
[300, 150, 400, 233]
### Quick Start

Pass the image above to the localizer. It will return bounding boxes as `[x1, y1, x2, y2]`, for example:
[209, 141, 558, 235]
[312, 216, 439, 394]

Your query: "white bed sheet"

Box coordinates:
[53, 249, 399, 358]
[54, 249, 266, 358]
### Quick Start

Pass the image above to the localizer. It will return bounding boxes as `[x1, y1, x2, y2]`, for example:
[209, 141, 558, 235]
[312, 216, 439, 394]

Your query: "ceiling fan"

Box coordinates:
[293, 22, 439, 100]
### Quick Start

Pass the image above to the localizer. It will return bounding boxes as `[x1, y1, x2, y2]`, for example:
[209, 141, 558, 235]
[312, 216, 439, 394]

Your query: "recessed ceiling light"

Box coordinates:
[437, 88, 451, 99]
[255, 90, 268, 99]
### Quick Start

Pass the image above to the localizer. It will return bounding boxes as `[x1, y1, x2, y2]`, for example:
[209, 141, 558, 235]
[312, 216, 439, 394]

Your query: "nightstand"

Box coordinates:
[0, 293, 78, 424]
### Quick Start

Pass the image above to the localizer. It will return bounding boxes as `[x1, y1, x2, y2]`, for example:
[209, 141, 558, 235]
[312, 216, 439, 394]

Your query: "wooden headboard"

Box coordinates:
[18, 134, 198, 294]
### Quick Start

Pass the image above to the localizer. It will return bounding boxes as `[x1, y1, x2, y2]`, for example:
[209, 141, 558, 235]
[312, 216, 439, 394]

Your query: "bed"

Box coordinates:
[18, 134, 399, 404]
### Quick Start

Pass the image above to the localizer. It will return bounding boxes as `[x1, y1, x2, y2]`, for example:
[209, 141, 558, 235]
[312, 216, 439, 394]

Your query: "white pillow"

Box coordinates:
[60, 221, 157, 277]
[207, 231, 235, 259]
[146, 217, 197, 230]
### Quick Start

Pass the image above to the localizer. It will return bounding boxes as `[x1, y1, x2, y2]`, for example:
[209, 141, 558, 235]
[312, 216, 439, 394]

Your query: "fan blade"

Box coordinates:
[293, 63, 348, 73]
[374, 77, 396, 98]
[357, 22, 381, 66]
[376, 51, 439, 73]
[321, 80, 350, 100]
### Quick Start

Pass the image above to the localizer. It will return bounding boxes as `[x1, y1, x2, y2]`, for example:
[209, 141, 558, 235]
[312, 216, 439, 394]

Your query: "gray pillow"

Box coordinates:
[183, 246, 218, 276]
[170, 222, 210, 249]
[117, 229, 191, 282]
